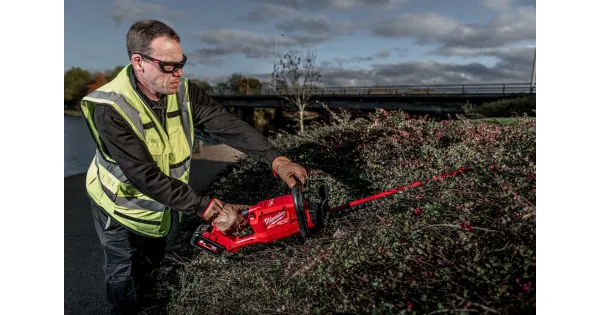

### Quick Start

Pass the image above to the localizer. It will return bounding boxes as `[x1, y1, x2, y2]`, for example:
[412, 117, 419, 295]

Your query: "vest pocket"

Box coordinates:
[167, 117, 183, 136]
[146, 137, 164, 155]
[144, 128, 166, 154]
[98, 172, 118, 204]
[117, 182, 141, 196]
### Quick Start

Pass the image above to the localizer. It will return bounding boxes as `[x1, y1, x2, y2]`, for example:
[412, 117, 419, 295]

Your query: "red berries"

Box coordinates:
[459, 222, 473, 231]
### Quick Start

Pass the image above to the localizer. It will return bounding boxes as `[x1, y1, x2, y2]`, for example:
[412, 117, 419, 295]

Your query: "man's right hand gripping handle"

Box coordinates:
[201, 199, 251, 235]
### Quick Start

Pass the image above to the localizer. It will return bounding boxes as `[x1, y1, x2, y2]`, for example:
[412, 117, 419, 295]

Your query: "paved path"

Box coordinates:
[64, 144, 244, 314]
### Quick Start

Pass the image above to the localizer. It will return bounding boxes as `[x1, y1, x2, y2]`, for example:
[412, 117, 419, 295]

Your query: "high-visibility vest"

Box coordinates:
[80, 64, 194, 237]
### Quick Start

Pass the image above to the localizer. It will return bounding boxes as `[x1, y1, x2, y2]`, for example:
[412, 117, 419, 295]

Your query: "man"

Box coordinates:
[79, 20, 308, 315]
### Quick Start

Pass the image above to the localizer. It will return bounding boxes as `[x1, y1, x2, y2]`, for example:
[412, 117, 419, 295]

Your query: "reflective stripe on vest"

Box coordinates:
[169, 155, 191, 179]
[95, 156, 167, 213]
[97, 147, 191, 182]
[96, 150, 127, 183]
[177, 79, 194, 152]
[83, 90, 146, 139]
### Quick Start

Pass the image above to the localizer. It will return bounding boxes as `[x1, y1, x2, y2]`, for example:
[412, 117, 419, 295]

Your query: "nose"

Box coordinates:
[173, 68, 183, 77]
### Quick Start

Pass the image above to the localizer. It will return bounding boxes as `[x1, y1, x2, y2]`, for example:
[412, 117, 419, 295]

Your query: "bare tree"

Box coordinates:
[272, 49, 322, 134]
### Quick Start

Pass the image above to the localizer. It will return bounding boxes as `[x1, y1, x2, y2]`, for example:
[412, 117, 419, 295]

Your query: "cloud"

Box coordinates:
[275, 15, 333, 34]
[240, 3, 303, 22]
[318, 56, 533, 87]
[242, 4, 360, 39]
[441, 45, 536, 77]
[185, 47, 228, 66]
[325, 46, 535, 86]
[377, 51, 391, 58]
[384, 47, 532, 85]
[482, 0, 513, 11]
[236, 1, 393, 54]
[193, 29, 278, 46]
[194, 45, 533, 87]
[194, 11, 363, 65]
[274, 17, 361, 46]
[370, 6, 535, 49]
[320, 60, 335, 68]
[482, 0, 535, 11]
[434, 45, 535, 62]
[310, 0, 408, 10]
[108, 0, 185, 26]
[371, 13, 462, 39]
[190, 29, 293, 61]
[241, 0, 408, 24]
[332, 51, 391, 67]
[189, 29, 336, 64]
[254, 0, 408, 11]
[370, 61, 514, 85]
[186, 0, 535, 82]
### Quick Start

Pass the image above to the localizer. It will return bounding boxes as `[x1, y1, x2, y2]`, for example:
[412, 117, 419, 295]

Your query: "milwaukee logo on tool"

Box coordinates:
[264, 211, 286, 226]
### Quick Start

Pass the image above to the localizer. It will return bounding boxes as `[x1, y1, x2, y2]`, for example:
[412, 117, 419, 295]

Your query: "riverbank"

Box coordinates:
[64, 109, 82, 117]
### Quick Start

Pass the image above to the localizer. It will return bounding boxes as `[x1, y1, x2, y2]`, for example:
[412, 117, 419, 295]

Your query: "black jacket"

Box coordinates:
[91, 74, 280, 218]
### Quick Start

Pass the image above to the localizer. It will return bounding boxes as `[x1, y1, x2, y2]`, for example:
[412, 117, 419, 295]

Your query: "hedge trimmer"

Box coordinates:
[191, 167, 468, 255]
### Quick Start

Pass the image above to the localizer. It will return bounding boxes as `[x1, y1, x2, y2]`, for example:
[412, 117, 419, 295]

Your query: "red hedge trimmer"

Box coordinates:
[191, 167, 468, 255]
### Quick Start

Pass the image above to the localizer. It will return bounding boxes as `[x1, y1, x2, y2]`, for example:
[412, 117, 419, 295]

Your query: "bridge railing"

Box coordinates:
[213, 83, 536, 96]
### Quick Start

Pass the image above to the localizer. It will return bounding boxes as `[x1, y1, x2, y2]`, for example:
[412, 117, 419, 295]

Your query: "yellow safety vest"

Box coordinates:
[80, 64, 194, 237]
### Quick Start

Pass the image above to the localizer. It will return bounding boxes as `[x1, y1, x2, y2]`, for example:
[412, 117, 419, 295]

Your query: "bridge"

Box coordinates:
[212, 83, 536, 121]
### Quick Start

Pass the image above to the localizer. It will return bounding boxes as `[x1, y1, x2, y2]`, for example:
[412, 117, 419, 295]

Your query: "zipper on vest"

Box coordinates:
[137, 93, 168, 137]
[132, 80, 169, 136]
[157, 106, 166, 130]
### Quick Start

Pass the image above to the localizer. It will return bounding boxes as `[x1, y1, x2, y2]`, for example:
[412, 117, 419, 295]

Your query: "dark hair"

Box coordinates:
[126, 20, 181, 59]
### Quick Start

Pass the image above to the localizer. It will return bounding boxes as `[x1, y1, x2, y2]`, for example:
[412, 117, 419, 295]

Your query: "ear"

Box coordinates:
[131, 54, 144, 71]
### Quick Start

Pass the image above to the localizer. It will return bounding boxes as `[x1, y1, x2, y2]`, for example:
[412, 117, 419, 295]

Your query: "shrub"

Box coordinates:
[470, 96, 536, 118]
[253, 108, 276, 135]
[162, 109, 536, 315]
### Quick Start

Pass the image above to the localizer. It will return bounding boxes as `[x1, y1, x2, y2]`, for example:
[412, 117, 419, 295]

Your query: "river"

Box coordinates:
[64, 115, 97, 177]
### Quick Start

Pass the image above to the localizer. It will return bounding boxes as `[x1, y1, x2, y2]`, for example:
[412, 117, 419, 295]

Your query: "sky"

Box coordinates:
[64, 0, 536, 87]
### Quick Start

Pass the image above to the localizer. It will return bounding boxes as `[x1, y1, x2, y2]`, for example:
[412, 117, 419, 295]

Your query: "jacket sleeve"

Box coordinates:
[188, 82, 281, 166]
[93, 105, 213, 217]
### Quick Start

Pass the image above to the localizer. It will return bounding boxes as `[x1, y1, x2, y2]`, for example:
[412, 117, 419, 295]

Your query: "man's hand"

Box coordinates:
[201, 199, 251, 235]
[272, 156, 309, 190]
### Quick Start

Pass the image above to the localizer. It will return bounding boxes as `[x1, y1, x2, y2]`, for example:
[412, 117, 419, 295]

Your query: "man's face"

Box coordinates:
[134, 36, 185, 95]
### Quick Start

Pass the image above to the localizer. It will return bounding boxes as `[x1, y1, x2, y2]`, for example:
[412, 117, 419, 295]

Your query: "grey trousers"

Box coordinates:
[91, 201, 167, 315]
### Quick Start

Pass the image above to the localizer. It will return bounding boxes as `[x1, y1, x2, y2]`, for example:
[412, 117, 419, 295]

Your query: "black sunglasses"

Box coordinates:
[134, 52, 187, 73]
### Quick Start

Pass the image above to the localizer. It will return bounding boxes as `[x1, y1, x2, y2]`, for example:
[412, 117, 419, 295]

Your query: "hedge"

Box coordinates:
[469, 96, 536, 118]
[160, 108, 536, 315]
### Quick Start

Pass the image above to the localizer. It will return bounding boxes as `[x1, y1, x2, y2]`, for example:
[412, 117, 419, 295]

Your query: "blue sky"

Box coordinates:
[65, 0, 536, 86]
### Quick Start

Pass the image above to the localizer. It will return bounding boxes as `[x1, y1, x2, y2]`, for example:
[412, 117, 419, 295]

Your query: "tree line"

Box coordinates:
[64, 66, 266, 110]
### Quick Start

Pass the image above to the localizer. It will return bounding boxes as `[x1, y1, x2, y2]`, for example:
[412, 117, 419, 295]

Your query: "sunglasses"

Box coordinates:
[134, 52, 187, 73]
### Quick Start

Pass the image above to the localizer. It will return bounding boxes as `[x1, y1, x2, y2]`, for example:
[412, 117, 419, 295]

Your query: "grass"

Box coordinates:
[470, 117, 535, 126]
[467, 97, 535, 119]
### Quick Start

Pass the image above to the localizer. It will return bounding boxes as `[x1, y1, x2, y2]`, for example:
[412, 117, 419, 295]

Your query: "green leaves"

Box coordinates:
[64, 67, 93, 105]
